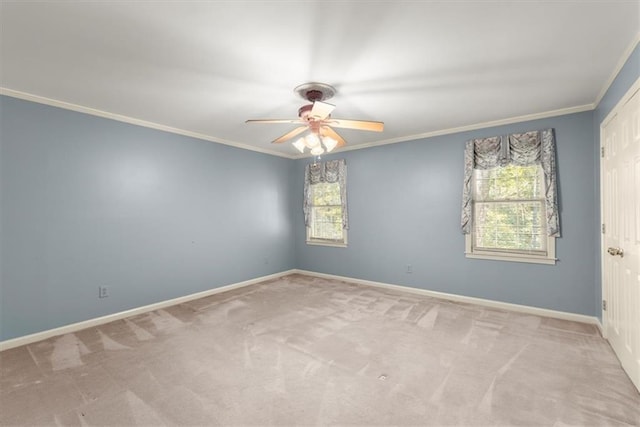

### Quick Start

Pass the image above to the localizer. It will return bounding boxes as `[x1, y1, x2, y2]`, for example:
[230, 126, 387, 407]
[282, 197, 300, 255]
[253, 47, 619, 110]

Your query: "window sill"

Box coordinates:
[465, 252, 556, 265]
[306, 240, 347, 248]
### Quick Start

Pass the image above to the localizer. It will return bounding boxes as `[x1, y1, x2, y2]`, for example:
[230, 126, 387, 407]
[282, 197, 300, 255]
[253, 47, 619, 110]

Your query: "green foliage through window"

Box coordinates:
[309, 182, 344, 242]
[473, 164, 545, 253]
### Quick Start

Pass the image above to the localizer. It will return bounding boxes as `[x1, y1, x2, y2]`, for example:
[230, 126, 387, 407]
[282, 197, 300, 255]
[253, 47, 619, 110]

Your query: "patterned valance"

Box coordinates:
[303, 159, 348, 229]
[307, 158, 344, 185]
[461, 129, 560, 237]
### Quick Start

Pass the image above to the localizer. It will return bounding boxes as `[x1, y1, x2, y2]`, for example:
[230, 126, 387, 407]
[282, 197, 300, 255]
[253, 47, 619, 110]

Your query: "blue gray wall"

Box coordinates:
[0, 96, 295, 341]
[293, 111, 597, 316]
[593, 43, 640, 320]
[1, 45, 638, 341]
[292, 44, 639, 319]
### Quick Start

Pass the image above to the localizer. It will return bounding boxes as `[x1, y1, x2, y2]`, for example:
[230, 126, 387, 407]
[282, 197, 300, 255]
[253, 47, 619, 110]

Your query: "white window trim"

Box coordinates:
[306, 227, 348, 247]
[465, 234, 556, 265]
[305, 177, 347, 247]
[466, 163, 556, 265]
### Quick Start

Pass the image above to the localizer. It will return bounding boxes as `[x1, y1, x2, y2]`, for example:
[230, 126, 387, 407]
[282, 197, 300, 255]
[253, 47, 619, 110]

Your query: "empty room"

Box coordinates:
[1, 1, 639, 425]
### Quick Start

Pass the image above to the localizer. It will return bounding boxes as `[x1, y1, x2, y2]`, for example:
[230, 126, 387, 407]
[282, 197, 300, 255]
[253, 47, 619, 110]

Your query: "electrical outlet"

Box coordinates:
[406, 264, 413, 274]
[99, 286, 109, 298]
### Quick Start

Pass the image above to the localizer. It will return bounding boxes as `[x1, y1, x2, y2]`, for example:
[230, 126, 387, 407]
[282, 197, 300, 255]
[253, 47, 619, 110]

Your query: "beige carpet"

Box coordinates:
[1, 274, 639, 426]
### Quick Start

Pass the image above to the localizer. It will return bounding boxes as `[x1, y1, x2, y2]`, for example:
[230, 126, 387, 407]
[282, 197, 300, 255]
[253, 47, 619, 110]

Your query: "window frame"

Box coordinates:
[306, 228, 348, 247]
[305, 180, 348, 247]
[465, 164, 556, 265]
[465, 234, 556, 264]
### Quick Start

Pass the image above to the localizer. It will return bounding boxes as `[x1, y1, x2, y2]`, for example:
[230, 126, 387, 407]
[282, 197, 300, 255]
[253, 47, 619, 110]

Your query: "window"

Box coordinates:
[461, 129, 559, 265]
[303, 159, 348, 247]
[307, 181, 347, 245]
[467, 164, 554, 263]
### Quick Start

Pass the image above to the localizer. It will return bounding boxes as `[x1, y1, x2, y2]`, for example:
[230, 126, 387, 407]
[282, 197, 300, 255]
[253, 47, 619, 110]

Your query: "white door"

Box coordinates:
[602, 80, 640, 392]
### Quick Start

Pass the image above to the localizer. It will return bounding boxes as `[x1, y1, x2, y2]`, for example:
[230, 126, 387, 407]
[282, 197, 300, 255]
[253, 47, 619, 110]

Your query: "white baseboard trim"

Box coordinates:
[0, 270, 296, 352]
[294, 269, 600, 326]
[596, 319, 605, 338]
[1, 269, 601, 352]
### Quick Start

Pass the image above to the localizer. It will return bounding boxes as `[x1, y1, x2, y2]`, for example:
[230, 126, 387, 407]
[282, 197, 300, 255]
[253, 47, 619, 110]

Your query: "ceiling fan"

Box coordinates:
[246, 82, 384, 155]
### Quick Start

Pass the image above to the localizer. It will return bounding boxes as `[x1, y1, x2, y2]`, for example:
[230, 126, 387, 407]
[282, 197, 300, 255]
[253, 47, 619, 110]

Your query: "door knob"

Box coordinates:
[607, 247, 624, 257]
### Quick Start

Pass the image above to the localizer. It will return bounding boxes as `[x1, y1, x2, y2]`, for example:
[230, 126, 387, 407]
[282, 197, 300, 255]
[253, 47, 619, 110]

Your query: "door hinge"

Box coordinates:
[601, 146, 605, 158]
[602, 300, 607, 311]
[602, 223, 605, 234]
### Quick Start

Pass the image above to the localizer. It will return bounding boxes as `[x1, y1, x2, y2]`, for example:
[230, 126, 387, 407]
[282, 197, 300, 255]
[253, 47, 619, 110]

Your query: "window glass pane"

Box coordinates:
[310, 206, 343, 240]
[311, 182, 341, 205]
[474, 201, 545, 252]
[308, 181, 343, 242]
[474, 164, 542, 201]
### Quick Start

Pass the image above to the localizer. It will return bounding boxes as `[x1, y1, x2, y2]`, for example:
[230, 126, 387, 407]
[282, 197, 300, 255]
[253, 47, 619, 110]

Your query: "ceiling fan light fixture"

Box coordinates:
[304, 133, 320, 148]
[292, 138, 306, 153]
[310, 145, 325, 156]
[322, 136, 338, 152]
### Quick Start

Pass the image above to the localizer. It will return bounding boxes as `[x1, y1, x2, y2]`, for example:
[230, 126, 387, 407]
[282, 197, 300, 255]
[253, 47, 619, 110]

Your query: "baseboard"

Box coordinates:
[1, 268, 601, 352]
[0, 270, 296, 352]
[596, 318, 605, 338]
[294, 269, 600, 326]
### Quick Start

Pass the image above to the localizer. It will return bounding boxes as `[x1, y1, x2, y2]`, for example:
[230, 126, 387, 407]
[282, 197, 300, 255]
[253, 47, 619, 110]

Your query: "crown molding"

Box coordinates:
[0, 88, 297, 159]
[593, 33, 640, 108]
[0, 87, 595, 160]
[293, 103, 595, 158]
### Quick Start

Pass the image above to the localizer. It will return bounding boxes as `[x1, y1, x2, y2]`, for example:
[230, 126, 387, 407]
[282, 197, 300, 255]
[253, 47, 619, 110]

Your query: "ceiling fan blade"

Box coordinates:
[325, 119, 384, 132]
[246, 119, 304, 124]
[320, 126, 346, 148]
[272, 126, 308, 144]
[310, 101, 335, 120]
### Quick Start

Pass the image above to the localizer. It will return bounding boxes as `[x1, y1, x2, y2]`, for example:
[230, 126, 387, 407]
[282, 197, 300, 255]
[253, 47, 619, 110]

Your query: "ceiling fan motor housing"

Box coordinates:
[298, 104, 314, 118]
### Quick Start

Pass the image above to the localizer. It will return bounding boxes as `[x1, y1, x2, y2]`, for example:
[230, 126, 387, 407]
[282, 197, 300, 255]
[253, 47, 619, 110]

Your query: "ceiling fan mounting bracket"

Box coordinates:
[294, 82, 336, 102]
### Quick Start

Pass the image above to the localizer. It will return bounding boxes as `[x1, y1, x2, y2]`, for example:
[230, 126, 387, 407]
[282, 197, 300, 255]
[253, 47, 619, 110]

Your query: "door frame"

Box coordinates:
[599, 76, 640, 338]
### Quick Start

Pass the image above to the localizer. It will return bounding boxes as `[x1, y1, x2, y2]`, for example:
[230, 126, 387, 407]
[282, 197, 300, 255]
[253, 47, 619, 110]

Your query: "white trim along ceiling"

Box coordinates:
[1, 2, 639, 158]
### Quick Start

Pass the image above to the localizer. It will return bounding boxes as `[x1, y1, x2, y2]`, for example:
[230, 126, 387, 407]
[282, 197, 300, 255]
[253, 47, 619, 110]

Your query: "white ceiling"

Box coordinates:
[1, 1, 639, 158]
